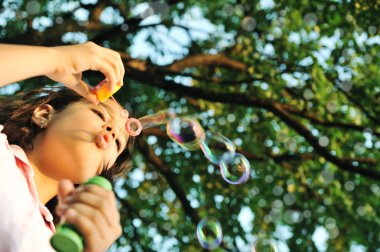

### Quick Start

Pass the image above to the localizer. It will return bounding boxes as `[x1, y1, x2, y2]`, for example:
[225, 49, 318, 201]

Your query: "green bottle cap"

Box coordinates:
[50, 176, 112, 252]
[50, 224, 83, 252]
[84, 176, 112, 191]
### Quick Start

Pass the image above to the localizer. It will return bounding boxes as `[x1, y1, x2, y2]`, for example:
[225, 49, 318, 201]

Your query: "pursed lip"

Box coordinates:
[95, 132, 113, 149]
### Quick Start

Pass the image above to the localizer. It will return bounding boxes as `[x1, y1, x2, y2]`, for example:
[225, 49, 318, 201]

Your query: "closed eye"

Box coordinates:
[92, 109, 106, 121]
[93, 108, 123, 152]
[115, 139, 121, 151]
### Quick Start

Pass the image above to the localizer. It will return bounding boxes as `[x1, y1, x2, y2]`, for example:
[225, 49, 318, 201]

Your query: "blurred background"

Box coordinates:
[0, 0, 379, 251]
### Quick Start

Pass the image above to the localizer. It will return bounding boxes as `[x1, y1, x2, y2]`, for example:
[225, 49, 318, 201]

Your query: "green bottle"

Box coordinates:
[50, 176, 113, 252]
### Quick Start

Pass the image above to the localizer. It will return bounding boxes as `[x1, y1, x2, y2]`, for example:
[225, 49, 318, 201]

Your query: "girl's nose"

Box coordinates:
[103, 123, 117, 139]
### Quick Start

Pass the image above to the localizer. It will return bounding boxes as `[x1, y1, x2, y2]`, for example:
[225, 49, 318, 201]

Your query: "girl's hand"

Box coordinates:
[56, 179, 122, 252]
[48, 42, 125, 104]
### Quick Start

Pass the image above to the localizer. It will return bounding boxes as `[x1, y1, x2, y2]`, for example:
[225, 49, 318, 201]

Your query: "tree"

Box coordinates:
[1, 0, 379, 251]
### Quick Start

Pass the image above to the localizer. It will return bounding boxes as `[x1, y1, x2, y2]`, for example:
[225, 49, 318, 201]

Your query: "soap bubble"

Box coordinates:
[220, 153, 251, 184]
[139, 109, 176, 130]
[167, 117, 205, 150]
[200, 131, 236, 165]
[242, 16, 256, 31]
[196, 217, 223, 250]
[251, 238, 278, 252]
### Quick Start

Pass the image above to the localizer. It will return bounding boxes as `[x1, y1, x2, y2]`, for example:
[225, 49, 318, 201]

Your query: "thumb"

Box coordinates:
[58, 179, 75, 202]
[60, 74, 99, 105]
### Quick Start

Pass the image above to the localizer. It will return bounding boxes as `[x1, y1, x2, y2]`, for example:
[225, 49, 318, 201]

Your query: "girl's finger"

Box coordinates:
[95, 56, 118, 91]
[104, 48, 125, 87]
[64, 203, 109, 240]
[64, 191, 119, 226]
[72, 79, 99, 104]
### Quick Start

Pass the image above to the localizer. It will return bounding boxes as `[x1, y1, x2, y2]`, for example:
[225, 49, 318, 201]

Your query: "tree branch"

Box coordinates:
[136, 137, 234, 251]
[127, 67, 380, 180]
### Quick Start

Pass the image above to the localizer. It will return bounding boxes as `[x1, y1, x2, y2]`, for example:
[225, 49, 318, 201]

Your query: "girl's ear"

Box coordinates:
[31, 104, 55, 128]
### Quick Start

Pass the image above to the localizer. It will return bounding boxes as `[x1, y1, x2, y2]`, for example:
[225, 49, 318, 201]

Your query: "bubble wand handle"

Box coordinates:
[50, 176, 113, 252]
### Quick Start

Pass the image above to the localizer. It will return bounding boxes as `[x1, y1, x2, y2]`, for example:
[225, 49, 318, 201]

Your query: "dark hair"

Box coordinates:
[0, 87, 135, 181]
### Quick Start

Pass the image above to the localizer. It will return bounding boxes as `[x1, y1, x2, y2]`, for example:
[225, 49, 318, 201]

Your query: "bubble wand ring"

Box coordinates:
[125, 118, 142, 136]
[92, 79, 142, 137]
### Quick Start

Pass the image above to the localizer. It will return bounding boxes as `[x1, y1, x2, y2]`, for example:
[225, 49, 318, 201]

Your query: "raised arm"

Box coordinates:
[0, 42, 124, 103]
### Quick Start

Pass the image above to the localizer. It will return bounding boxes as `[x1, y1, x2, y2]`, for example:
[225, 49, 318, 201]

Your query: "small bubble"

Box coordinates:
[140, 7, 154, 19]
[276, 131, 288, 142]
[234, 5, 245, 16]
[241, 16, 256, 32]
[251, 114, 260, 123]
[321, 169, 334, 184]
[258, 198, 267, 207]
[354, 143, 365, 155]
[26, 0, 40, 15]
[323, 197, 332, 205]
[344, 181, 355, 191]
[364, 53, 373, 64]
[346, 14, 354, 22]
[303, 210, 311, 219]
[264, 215, 272, 223]
[318, 136, 329, 147]
[227, 114, 236, 122]
[363, 128, 373, 134]
[304, 13, 318, 26]
[251, 237, 279, 252]
[250, 187, 260, 196]
[328, 226, 339, 239]
[273, 186, 284, 196]
[356, 206, 366, 216]
[326, 101, 339, 113]
[283, 193, 296, 206]
[368, 25, 377, 34]
[303, 89, 314, 100]
[284, 138, 297, 151]
[284, 209, 302, 223]
[55, 16, 64, 24]
[222, 4, 234, 16]
[371, 184, 380, 195]
[340, 80, 352, 92]
[150, 1, 170, 16]
[265, 175, 273, 183]
[325, 218, 336, 229]
[121, 23, 129, 31]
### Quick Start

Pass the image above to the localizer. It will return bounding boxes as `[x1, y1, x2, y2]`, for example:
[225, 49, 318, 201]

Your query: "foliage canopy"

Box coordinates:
[1, 0, 379, 251]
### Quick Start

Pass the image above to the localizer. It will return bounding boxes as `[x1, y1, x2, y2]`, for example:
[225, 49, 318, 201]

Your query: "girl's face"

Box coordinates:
[28, 99, 129, 183]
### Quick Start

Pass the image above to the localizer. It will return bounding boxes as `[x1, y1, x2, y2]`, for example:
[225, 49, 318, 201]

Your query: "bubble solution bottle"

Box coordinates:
[50, 176, 113, 252]
[92, 79, 122, 102]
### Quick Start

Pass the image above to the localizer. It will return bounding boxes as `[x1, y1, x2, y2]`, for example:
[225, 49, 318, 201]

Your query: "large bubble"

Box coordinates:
[196, 217, 223, 250]
[220, 153, 251, 184]
[200, 131, 236, 165]
[167, 117, 205, 150]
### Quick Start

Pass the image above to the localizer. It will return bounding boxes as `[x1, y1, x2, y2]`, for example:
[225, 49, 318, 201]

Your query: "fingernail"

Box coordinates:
[58, 203, 68, 212]
[66, 209, 77, 218]
[63, 196, 73, 203]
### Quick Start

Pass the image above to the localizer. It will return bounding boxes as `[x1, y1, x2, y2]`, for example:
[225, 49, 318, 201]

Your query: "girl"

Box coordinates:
[0, 42, 133, 252]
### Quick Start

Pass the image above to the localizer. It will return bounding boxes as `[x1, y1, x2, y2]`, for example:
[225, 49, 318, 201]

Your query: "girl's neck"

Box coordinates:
[25, 153, 59, 205]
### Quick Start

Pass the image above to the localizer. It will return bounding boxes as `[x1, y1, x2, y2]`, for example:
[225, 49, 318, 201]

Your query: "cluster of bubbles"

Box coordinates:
[139, 109, 252, 249]
[139, 109, 251, 186]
